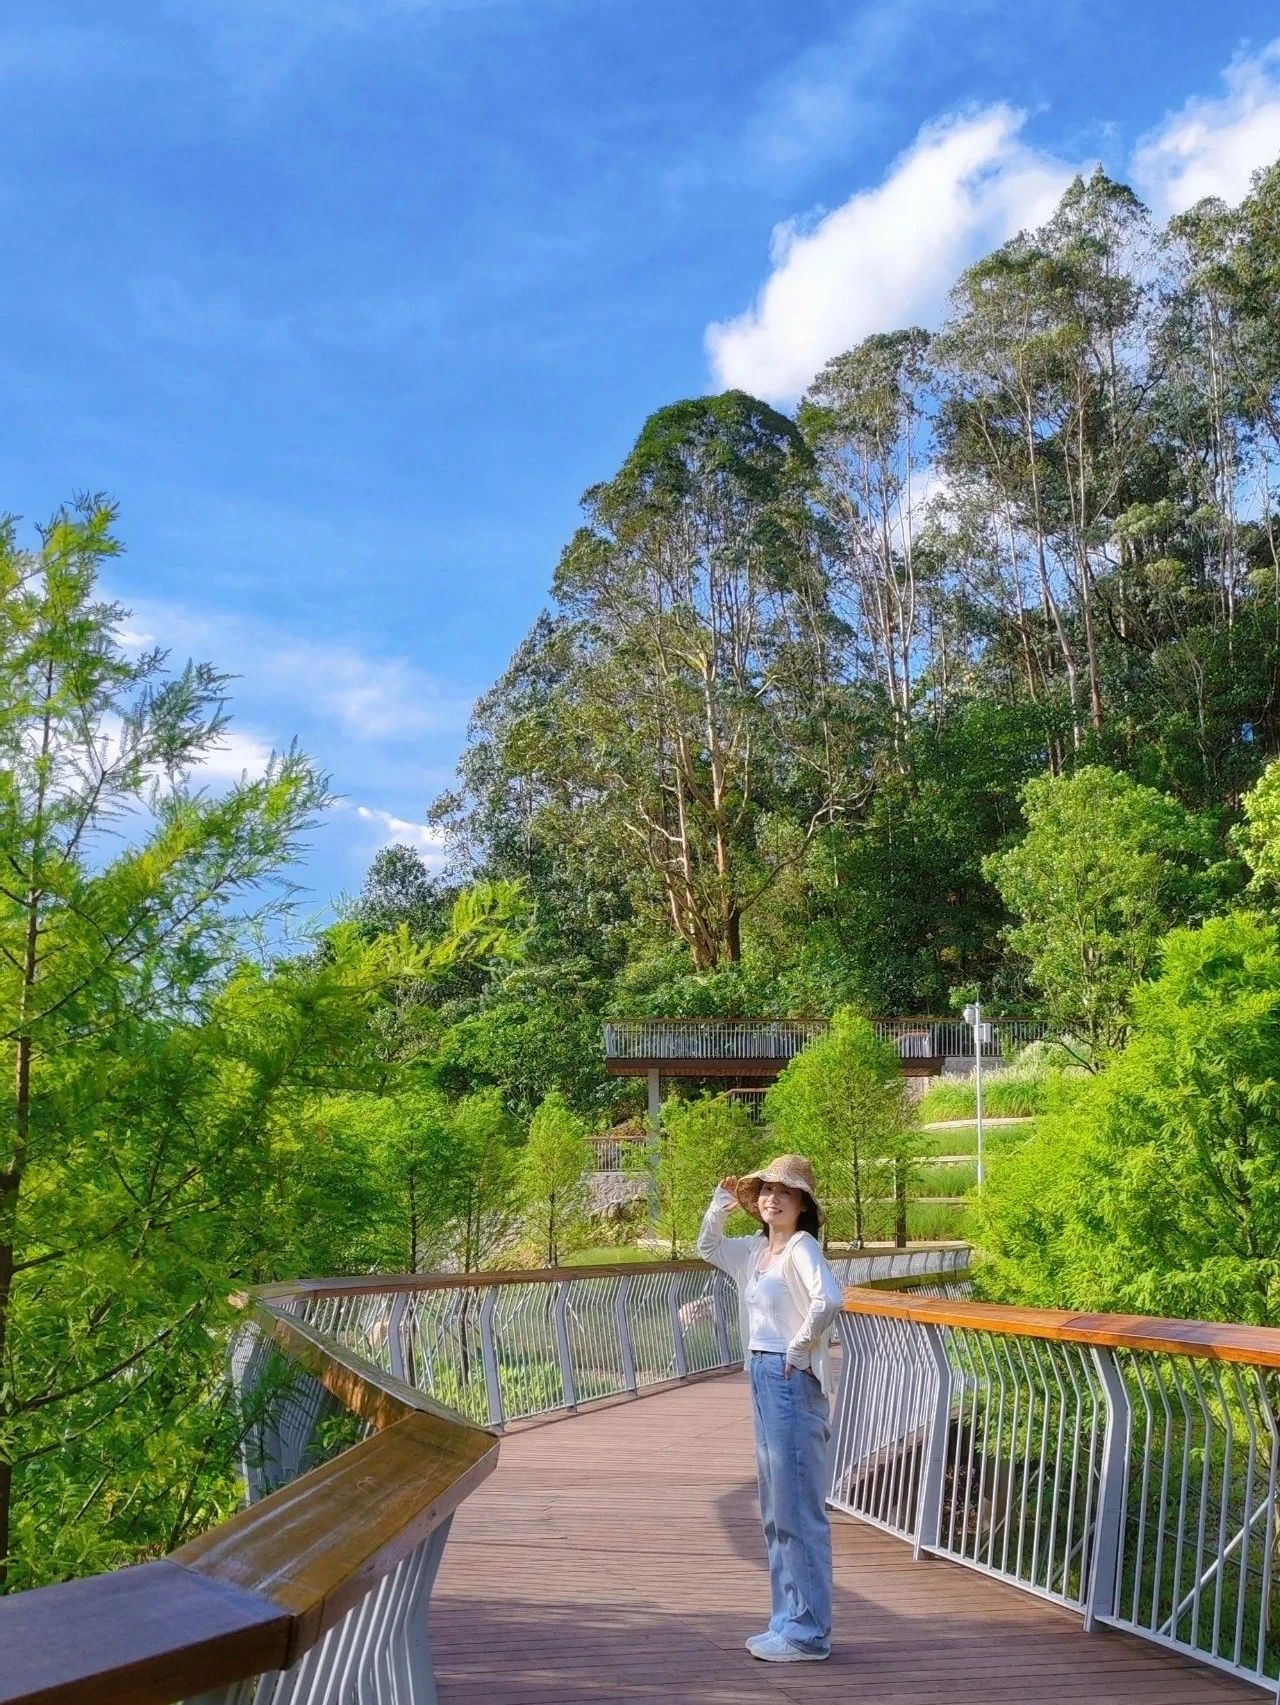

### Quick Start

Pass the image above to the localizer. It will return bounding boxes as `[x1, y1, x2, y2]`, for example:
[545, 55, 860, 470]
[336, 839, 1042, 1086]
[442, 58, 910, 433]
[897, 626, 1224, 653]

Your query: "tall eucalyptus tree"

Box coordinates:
[549, 391, 860, 969]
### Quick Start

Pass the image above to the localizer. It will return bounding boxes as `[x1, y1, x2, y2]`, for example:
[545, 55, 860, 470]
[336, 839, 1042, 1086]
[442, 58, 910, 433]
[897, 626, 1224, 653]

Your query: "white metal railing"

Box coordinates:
[603, 1016, 1050, 1064]
[831, 1294, 1280, 1696]
[291, 1249, 970, 1431]
[588, 1132, 647, 1172]
[193, 1321, 453, 1705]
[872, 1016, 1050, 1059]
[725, 1087, 769, 1124]
[603, 1018, 828, 1061]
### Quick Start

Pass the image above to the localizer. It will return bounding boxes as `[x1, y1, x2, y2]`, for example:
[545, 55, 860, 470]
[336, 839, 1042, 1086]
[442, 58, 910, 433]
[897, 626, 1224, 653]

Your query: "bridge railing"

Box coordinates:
[833, 1288, 1280, 1697]
[0, 1291, 500, 1705]
[603, 1017, 828, 1060]
[603, 1015, 1050, 1064]
[275, 1246, 971, 1431]
[588, 1130, 648, 1171]
[0, 1244, 968, 1705]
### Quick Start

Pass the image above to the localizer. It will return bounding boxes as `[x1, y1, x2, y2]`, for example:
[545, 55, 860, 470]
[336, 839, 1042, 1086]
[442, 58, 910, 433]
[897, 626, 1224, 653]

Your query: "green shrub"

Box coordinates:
[971, 911, 1280, 1323]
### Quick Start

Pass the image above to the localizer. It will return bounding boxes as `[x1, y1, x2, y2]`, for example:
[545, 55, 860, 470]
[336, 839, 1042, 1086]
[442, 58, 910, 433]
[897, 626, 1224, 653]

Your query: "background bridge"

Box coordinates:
[603, 1014, 1050, 1079]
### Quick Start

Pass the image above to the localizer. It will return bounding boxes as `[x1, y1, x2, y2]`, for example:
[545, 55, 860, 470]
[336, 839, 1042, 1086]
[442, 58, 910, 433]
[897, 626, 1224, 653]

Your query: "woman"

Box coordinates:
[697, 1155, 844, 1663]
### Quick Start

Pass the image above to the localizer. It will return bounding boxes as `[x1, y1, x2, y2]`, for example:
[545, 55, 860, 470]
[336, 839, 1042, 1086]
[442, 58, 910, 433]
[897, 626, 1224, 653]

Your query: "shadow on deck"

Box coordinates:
[432, 1374, 1257, 1705]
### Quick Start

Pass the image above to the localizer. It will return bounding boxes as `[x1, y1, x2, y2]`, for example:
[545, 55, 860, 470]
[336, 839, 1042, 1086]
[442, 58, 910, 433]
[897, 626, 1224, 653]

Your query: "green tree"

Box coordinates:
[523, 1091, 592, 1266]
[0, 503, 527, 1589]
[439, 1089, 523, 1273]
[764, 1007, 920, 1247]
[801, 327, 935, 753]
[985, 765, 1234, 1056]
[434, 970, 614, 1119]
[546, 392, 857, 969]
[1237, 757, 1280, 903]
[651, 1095, 761, 1255]
[972, 911, 1280, 1324]
[0, 501, 331, 1587]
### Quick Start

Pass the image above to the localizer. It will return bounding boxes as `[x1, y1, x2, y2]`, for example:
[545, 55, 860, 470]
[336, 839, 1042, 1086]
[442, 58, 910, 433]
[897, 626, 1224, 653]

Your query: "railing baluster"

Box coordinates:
[711, 1271, 732, 1367]
[913, 1323, 954, 1560]
[616, 1274, 638, 1393]
[1082, 1345, 1129, 1632]
[669, 1279, 689, 1379]
[554, 1279, 578, 1410]
[479, 1286, 505, 1428]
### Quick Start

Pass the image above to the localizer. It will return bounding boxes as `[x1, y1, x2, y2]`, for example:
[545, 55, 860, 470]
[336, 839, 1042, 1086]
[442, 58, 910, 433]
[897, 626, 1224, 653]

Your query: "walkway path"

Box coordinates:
[431, 1372, 1257, 1704]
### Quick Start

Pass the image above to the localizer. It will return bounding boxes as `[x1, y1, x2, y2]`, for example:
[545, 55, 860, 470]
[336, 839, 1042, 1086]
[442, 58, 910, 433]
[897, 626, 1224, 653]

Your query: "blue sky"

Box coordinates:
[4, 2, 1280, 923]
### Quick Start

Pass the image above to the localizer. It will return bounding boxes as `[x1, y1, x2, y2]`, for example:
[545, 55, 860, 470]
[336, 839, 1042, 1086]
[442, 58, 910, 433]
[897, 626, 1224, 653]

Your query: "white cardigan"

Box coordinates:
[696, 1184, 845, 1398]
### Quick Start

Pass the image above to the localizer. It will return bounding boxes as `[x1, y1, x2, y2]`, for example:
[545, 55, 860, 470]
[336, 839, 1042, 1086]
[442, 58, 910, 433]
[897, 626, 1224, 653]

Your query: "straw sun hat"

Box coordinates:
[735, 1154, 826, 1225]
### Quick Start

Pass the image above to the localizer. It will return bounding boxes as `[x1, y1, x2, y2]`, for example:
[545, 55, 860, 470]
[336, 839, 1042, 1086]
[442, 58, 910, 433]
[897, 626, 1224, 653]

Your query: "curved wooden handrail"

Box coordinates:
[842, 1285, 1280, 1368]
[0, 1294, 500, 1705]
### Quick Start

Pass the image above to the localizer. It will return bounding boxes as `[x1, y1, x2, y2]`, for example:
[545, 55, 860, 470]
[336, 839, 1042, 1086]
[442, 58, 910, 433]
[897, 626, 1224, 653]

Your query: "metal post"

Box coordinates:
[387, 1291, 408, 1384]
[914, 1323, 955, 1559]
[554, 1280, 578, 1410]
[669, 1282, 688, 1379]
[1083, 1345, 1131, 1633]
[710, 1272, 732, 1367]
[616, 1275, 638, 1392]
[479, 1287, 504, 1428]
[964, 1001, 986, 1192]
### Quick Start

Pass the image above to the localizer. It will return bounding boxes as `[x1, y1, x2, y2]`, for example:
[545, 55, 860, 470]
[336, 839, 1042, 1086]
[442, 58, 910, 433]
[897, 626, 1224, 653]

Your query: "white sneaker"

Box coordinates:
[748, 1632, 830, 1662]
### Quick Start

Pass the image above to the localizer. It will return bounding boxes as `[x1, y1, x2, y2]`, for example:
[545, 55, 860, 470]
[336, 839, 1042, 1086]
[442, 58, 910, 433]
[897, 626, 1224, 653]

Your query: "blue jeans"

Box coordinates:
[747, 1350, 833, 1654]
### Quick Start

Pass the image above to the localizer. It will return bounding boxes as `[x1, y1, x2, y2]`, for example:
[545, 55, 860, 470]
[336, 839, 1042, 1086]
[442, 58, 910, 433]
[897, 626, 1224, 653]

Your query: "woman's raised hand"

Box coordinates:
[719, 1176, 738, 1193]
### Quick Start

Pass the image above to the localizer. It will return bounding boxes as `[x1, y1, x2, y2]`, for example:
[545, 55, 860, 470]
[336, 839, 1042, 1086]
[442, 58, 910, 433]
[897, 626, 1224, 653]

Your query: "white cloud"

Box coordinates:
[200, 727, 276, 782]
[118, 595, 471, 745]
[1131, 39, 1280, 218]
[353, 804, 449, 864]
[273, 642, 468, 742]
[706, 106, 1076, 404]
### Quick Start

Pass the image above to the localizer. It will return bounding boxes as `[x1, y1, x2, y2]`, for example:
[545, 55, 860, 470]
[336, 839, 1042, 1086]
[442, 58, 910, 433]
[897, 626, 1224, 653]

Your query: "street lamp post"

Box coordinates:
[963, 1002, 992, 1191]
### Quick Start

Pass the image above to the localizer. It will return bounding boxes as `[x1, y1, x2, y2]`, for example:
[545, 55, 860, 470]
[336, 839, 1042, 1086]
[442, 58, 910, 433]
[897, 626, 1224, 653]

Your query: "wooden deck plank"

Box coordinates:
[431, 1373, 1258, 1704]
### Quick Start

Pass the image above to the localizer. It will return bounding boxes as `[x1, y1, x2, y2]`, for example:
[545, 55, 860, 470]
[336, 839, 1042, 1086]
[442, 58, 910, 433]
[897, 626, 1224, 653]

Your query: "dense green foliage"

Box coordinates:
[985, 767, 1236, 1054]
[434, 162, 1280, 1039]
[971, 911, 1280, 1322]
[0, 512, 525, 1589]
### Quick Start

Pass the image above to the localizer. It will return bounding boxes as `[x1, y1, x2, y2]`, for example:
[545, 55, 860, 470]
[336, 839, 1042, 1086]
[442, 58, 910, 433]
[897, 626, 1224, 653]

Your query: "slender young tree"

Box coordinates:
[522, 1091, 592, 1266]
[765, 1009, 920, 1248]
[0, 500, 331, 1586]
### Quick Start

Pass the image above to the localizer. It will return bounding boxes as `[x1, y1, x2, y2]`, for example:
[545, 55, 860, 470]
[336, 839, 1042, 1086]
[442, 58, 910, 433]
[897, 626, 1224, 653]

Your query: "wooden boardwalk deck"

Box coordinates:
[431, 1372, 1260, 1705]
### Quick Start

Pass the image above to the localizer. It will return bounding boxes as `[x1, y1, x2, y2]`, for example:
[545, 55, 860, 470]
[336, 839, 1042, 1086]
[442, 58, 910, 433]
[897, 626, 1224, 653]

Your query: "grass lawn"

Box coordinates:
[917, 1118, 1038, 1158]
[917, 1075, 1049, 1121]
[563, 1244, 676, 1266]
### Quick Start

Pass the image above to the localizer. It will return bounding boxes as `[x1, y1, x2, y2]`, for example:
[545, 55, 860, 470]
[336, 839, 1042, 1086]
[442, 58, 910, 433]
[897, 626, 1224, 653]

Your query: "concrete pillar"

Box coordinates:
[647, 1067, 661, 1132]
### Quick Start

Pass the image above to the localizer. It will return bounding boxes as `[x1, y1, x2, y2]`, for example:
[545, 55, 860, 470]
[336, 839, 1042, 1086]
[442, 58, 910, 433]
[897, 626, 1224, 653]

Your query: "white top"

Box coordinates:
[745, 1263, 793, 1352]
[696, 1184, 845, 1398]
